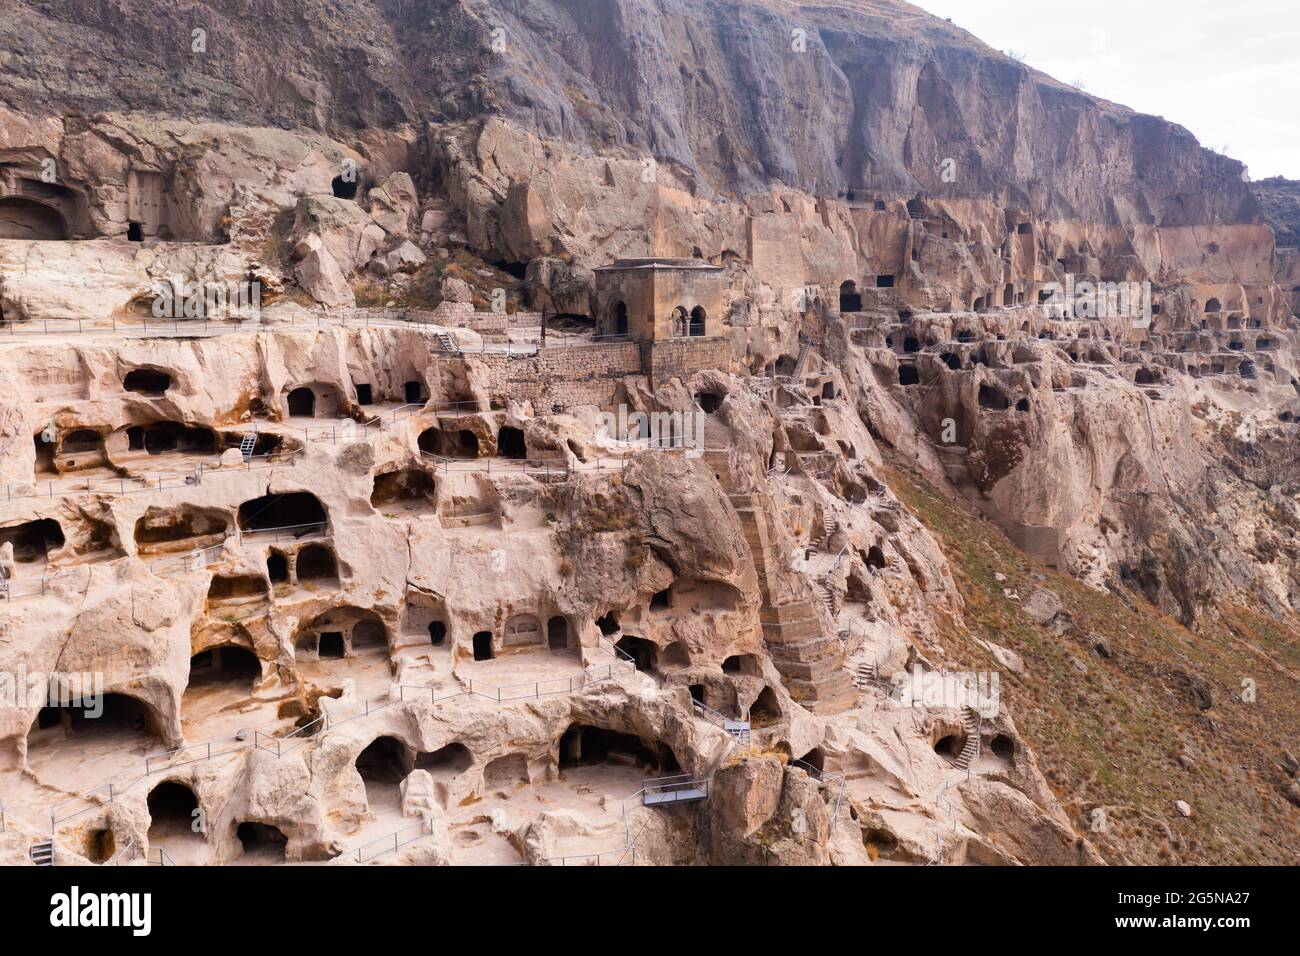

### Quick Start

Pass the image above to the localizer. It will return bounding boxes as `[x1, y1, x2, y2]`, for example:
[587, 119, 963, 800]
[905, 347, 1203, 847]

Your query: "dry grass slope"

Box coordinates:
[885, 462, 1300, 865]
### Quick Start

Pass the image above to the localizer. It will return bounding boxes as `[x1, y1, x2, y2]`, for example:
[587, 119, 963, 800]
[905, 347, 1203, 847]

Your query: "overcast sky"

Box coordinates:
[913, 0, 1299, 180]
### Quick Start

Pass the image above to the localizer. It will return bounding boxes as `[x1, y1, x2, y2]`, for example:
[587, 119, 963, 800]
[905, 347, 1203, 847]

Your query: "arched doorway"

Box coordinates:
[188, 646, 261, 690]
[0, 197, 68, 240]
[547, 616, 568, 650]
[286, 387, 315, 417]
[839, 281, 862, 313]
[147, 781, 205, 862]
[611, 300, 628, 336]
[497, 426, 526, 459]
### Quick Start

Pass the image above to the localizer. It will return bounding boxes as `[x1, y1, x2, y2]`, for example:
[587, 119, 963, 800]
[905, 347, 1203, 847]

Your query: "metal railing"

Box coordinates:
[149, 847, 176, 866]
[36, 637, 635, 849]
[0, 567, 92, 603]
[353, 819, 433, 863]
[236, 520, 327, 543]
[788, 757, 848, 822]
[641, 773, 711, 805]
[2, 448, 301, 507]
[541, 333, 633, 349]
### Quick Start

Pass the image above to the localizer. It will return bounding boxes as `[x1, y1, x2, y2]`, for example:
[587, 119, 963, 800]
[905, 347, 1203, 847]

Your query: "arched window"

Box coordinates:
[671, 306, 689, 337]
[689, 306, 706, 336]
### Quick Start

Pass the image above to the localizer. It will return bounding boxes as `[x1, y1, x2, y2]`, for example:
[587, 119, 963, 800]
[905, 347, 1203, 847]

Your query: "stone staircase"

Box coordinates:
[790, 342, 814, 383]
[813, 576, 839, 616]
[705, 447, 854, 712]
[954, 707, 981, 771]
[853, 660, 879, 689]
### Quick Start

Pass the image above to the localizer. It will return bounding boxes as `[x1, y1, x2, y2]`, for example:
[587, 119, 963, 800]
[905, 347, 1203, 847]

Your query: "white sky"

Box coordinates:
[912, 0, 1300, 180]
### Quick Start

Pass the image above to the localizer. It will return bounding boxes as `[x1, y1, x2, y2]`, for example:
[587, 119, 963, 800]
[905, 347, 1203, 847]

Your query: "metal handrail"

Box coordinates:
[3, 448, 302, 508]
[354, 819, 433, 863]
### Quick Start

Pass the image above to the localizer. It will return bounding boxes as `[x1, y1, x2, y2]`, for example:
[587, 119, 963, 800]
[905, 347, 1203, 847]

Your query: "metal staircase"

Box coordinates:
[434, 329, 459, 353]
[790, 342, 814, 383]
[238, 428, 258, 463]
[29, 840, 54, 866]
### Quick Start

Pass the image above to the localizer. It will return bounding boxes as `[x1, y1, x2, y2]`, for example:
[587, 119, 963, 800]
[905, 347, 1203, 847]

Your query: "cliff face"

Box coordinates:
[1254, 176, 1300, 248]
[460, 0, 1257, 224]
[1, 0, 1257, 226]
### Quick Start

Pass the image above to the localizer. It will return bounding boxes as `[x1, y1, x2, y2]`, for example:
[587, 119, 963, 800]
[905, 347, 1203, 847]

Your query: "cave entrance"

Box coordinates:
[403, 381, 425, 405]
[547, 616, 568, 650]
[371, 469, 436, 511]
[933, 734, 965, 759]
[286, 387, 315, 417]
[898, 365, 920, 386]
[295, 544, 337, 582]
[318, 632, 345, 659]
[749, 686, 781, 727]
[355, 735, 413, 785]
[127, 221, 144, 242]
[428, 621, 447, 646]
[839, 281, 862, 313]
[0, 518, 65, 563]
[147, 781, 201, 849]
[558, 724, 680, 773]
[188, 646, 260, 690]
[722, 654, 758, 676]
[237, 492, 326, 532]
[978, 384, 1010, 410]
[236, 822, 287, 864]
[472, 631, 493, 661]
[990, 734, 1015, 761]
[417, 427, 479, 459]
[697, 391, 723, 413]
[123, 368, 171, 395]
[331, 175, 358, 200]
[615, 635, 658, 672]
[29, 693, 161, 752]
[352, 618, 388, 651]
[0, 197, 68, 240]
[267, 551, 289, 583]
[415, 742, 472, 778]
[497, 426, 526, 459]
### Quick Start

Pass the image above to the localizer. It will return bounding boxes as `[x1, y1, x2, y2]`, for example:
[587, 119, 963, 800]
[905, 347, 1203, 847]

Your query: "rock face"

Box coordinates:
[0, 0, 1296, 869]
